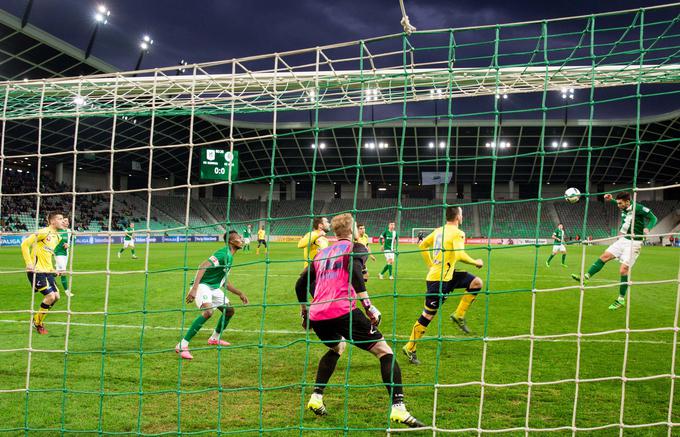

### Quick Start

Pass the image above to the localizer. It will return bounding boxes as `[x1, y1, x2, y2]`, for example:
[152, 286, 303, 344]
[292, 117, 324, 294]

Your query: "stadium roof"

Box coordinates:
[1, 8, 679, 187]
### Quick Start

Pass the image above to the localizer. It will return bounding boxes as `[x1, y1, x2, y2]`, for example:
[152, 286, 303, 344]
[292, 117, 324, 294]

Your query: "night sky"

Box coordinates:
[0, 0, 674, 70]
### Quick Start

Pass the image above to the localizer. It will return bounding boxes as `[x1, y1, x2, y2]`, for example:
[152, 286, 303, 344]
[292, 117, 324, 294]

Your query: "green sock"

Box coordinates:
[60, 275, 68, 290]
[381, 265, 389, 275]
[619, 275, 629, 298]
[118, 248, 124, 254]
[388, 265, 393, 275]
[587, 259, 606, 278]
[214, 313, 233, 334]
[547, 254, 555, 264]
[561, 254, 567, 265]
[183, 315, 208, 342]
[131, 248, 136, 256]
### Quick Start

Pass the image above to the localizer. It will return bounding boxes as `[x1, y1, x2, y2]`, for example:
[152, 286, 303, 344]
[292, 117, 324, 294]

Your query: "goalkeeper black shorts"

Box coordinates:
[310, 309, 383, 351]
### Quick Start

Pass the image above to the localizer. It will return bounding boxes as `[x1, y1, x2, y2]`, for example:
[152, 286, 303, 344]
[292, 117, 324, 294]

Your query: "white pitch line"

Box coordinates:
[0, 319, 674, 345]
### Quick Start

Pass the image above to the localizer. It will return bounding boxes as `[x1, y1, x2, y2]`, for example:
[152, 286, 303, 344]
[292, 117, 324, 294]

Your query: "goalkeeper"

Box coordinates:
[297, 213, 424, 428]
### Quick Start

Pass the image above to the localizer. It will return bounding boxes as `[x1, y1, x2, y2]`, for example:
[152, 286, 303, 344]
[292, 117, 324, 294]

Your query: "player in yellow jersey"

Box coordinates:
[402, 206, 484, 365]
[297, 217, 330, 267]
[294, 217, 330, 325]
[355, 224, 376, 280]
[256, 226, 267, 255]
[21, 212, 66, 335]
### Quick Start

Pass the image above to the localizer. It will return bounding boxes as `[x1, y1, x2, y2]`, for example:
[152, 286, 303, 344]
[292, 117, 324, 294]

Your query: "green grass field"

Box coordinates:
[1, 241, 679, 436]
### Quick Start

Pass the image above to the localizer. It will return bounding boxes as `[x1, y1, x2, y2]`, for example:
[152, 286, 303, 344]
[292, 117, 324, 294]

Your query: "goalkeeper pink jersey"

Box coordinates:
[309, 240, 356, 321]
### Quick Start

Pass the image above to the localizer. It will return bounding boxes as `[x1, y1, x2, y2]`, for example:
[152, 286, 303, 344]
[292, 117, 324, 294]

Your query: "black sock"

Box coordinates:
[313, 350, 340, 394]
[379, 354, 404, 405]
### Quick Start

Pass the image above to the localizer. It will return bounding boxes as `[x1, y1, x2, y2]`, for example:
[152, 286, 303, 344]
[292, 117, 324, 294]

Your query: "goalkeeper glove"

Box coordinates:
[362, 298, 382, 326]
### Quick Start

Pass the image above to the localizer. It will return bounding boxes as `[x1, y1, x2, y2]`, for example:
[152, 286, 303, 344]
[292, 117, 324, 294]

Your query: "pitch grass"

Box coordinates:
[0, 242, 679, 436]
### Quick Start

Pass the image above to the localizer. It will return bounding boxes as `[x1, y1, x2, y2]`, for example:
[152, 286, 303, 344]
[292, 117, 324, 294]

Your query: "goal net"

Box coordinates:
[2, 3, 680, 435]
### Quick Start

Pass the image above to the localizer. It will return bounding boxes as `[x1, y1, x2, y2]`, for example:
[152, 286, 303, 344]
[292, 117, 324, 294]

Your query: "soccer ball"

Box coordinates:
[564, 187, 581, 204]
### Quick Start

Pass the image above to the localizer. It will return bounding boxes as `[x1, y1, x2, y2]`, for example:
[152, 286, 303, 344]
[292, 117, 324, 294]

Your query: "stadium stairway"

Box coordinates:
[194, 200, 224, 233]
[472, 204, 481, 237]
[546, 202, 562, 227]
[652, 204, 680, 245]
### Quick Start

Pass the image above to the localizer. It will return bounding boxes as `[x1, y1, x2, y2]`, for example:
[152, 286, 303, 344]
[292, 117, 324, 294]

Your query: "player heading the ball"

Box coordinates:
[572, 192, 657, 310]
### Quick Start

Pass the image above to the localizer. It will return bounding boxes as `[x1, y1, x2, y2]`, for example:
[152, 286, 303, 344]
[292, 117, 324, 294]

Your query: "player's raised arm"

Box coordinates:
[418, 231, 435, 268]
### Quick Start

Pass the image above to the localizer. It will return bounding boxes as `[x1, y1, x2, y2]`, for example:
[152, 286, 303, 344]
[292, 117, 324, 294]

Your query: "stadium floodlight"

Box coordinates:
[72, 95, 86, 106]
[86, 5, 110, 58]
[140, 35, 154, 51]
[439, 141, 445, 148]
[177, 59, 189, 74]
[561, 87, 575, 99]
[563, 141, 568, 148]
[378, 187, 387, 191]
[428, 142, 435, 148]
[311, 142, 326, 149]
[135, 35, 154, 71]
[304, 89, 317, 103]
[495, 92, 508, 99]
[94, 5, 110, 24]
[552, 141, 559, 148]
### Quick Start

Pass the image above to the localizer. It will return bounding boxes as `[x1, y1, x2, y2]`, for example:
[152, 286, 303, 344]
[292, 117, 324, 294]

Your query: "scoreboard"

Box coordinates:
[200, 148, 238, 181]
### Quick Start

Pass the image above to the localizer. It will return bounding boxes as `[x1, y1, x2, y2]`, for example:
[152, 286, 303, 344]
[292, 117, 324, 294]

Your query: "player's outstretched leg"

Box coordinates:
[176, 307, 213, 360]
[208, 305, 233, 346]
[572, 253, 610, 283]
[561, 252, 568, 268]
[117, 247, 124, 258]
[546, 253, 555, 267]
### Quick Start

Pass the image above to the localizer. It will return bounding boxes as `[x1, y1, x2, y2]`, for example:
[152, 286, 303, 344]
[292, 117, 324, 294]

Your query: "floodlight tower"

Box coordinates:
[135, 35, 154, 71]
[85, 5, 110, 59]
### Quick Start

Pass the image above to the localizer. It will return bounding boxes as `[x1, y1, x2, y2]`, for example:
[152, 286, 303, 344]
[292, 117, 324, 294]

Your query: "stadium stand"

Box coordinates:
[269, 200, 324, 235]
[478, 201, 556, 238]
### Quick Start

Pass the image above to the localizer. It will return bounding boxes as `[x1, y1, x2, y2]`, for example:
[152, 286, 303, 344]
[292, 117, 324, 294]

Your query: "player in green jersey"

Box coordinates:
[572, 192, 658, 310]
[117, 222, 137, 259]
[378, 222, 397, 280]
[175, 230, 249, 360]
[54, 216, 74, 297]
[546, 223, 568, 267]
[242, 224, 252, 252]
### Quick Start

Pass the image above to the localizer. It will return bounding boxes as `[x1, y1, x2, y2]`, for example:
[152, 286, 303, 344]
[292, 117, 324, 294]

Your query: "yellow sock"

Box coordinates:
[34, 303, 50, 326]
[405, 321, 427, 352]
[454, 293, 476, 319]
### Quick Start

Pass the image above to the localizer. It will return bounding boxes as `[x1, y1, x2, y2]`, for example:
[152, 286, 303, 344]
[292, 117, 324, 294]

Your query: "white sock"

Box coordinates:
[392, 402, 405, 410]
[180, 339, 189, 348]
[210, 331, 220, 340]
[311, 393, 323, 400]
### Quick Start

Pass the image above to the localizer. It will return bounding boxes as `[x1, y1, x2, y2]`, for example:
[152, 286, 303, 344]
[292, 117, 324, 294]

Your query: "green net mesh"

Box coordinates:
[2, 3, 680, 435]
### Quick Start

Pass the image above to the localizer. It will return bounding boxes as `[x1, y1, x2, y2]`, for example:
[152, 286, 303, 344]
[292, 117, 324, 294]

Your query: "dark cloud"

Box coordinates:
[0, 0, 672, 69]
